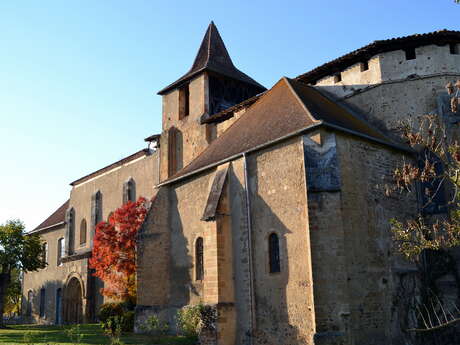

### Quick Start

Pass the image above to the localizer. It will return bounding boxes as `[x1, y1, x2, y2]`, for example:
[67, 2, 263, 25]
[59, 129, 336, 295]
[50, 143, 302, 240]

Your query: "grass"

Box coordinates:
[0, 324, 197, 345]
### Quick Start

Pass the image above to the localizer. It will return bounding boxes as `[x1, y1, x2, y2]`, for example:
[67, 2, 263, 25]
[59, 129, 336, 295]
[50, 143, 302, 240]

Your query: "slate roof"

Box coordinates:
[158, 22, 265, 95]
[296, 29, 460, 83]
[161, 77, 408, 185]
[70, 149, 150, 186]
[32, 200, 69, 232]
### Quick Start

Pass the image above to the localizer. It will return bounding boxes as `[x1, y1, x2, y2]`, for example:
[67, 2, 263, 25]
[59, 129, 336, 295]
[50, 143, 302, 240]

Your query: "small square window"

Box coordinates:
[404, 48, 416, 60]
[333, 73, 342, 83]
[450, 43, 459, 55]
[360, 61, 369, 72]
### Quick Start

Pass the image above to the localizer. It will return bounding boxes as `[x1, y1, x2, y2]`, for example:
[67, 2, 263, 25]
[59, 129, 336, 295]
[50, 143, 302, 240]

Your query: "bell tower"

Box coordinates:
[157, 22, 265, 181]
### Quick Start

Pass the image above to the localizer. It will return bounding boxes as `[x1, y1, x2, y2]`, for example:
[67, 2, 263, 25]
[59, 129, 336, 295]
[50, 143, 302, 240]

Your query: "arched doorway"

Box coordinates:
[64, 277, 83, 324]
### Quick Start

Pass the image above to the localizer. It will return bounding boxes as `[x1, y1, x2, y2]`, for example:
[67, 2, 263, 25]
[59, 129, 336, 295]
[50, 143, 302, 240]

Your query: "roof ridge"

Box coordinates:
[283, 77, 321, 125]
[205, 22, 212, 67]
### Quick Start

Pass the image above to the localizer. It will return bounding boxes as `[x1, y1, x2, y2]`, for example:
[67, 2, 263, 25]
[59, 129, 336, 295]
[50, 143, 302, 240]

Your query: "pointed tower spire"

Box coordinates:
[158, 22, 265, 95]
[189, 21, 235, 72]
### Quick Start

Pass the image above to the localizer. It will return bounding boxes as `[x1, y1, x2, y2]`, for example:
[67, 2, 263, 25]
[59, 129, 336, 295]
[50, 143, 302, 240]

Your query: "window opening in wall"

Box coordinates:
[179, 84, 190, 119]
[127, 179, 136, 203]
[95, 192, 102, 225]
[42, 242, 48, 265]
[80, 219, 87, 245]
[450, 43, 459, 55]
[168, 127, 183, 177]
[269, 233, 281, 273]
[67, 208, 75, 255]
[195, 237, 204, 280]
[92, 191, 103, 231]
[39, 288, 46, 318]
[333, 73, 342, 83]
[57, 238, 64, 266]
[404, 48, 416, 60]
[27, 291, 33, 316]
[55, 288, 62, 325]
[360, 61, 369, 71]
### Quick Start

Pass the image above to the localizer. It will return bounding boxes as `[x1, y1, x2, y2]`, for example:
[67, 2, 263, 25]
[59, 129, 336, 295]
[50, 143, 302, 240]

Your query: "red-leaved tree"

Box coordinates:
[89, 197, 148, 301]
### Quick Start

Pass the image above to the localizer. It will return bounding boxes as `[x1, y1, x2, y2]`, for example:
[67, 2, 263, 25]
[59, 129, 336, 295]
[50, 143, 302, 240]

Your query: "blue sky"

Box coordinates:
[1, 0, 459, 230]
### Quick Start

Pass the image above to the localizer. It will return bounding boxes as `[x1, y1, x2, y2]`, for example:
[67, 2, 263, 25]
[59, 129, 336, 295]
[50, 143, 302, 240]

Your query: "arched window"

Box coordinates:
[168, 127, 183, 177]
[269, 233, 281, 273]
[27, 290, 33, 316]
[42, 242, 48, 265]
[92, 191, 103, 227]
[123, 178, 136, 203]
[195, 237, 204, 281]
[39, 288, 46, 318]
[55, 288, 62, 325]
[57, 238, 64, 266]
[65, 208, 75, 255]
[80, 219, 87, 245]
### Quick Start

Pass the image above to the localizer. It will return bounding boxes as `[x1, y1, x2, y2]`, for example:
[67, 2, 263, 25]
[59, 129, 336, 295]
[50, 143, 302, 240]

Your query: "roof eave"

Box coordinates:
[29, 221, 66, 235]
[157, 120, 413, 187]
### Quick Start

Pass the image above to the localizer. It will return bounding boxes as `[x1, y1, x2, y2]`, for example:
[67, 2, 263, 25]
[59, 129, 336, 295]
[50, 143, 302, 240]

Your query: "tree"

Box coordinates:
[389, 82, 460, 332]
[4, 268, 21, 317]
[89, 197, 148, 302]
[0, 220, 46, 328]
[391, 101, 460, 261]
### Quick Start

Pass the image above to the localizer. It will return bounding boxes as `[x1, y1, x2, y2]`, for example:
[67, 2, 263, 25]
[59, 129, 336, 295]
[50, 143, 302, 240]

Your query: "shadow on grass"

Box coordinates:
[0, 324, 197, 345]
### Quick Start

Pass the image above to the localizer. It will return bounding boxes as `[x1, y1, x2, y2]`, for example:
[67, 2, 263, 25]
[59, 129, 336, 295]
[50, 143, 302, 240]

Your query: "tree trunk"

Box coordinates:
[0, 272, 11, 328]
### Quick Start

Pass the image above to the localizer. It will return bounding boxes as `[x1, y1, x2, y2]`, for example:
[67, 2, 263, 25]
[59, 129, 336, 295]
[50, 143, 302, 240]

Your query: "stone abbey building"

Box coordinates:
[23, 24, 460, 345]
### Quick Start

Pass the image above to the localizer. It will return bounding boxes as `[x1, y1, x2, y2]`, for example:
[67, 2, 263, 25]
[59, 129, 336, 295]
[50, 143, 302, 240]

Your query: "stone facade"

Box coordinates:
[24, 25, 460, 345]
[22, 149, 159, 324]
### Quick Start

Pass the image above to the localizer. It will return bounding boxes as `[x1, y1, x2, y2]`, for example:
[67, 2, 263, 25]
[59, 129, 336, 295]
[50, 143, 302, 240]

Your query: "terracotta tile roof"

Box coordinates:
[158, 22, 265, 95]
[296, 29, 460, 84]
[32, 200, 69, 232]
[70, 149, 150, 186]
[161, 77, 407, 185]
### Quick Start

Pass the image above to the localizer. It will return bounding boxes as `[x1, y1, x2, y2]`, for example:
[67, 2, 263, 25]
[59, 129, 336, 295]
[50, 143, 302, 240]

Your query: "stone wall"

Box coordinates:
[247, 137, 315, 345]
[22, 225, 91, 325]
[69, 150, 158, 253]
[314, 44, 460, 99]
[160, 74, 209, 180]
[305, 129, 419, 345]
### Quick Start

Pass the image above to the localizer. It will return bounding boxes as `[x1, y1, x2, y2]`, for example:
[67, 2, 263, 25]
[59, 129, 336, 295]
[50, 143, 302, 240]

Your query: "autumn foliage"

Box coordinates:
[89, 197, 148, 301]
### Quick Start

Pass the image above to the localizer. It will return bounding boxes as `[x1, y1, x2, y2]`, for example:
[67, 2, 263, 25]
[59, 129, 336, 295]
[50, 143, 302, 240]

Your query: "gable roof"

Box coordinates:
[32, 200, 69, 233]
[158, 22, 265, 95]
[160, 77, 408, 185]
[296, 29, 460, 84]
[70, 149, 150, 186]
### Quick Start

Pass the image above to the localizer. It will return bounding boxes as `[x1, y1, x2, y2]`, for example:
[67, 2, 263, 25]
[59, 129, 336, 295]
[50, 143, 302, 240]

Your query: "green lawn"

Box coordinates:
[0, 324, 197, 345]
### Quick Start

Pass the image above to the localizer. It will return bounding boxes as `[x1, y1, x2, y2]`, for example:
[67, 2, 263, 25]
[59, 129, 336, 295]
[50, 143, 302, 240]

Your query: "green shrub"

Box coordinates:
[100, 310, 134, 336]
[98, 302, 124, 323]
[121, 310, 135, 332]
[101, 315, 124, 337]
[140, 314, 170, 335]
[176, 304, 204, 336]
